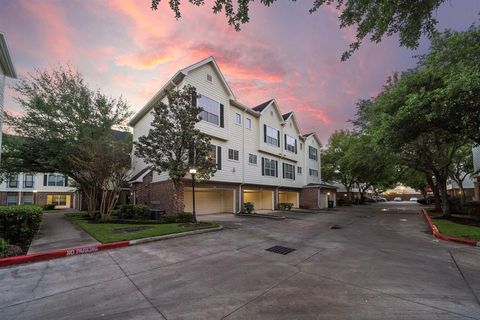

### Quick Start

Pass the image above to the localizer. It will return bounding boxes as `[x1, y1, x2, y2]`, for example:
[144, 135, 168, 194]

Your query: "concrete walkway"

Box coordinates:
[28, 210, 99, 254]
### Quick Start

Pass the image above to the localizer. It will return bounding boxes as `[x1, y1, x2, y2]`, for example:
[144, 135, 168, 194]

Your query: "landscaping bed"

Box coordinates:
[66, 213, 219, 243]
[432, 218, 480, 241]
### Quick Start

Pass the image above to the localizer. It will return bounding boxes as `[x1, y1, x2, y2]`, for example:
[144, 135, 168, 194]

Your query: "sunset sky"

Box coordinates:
[1, 0, 478, 143]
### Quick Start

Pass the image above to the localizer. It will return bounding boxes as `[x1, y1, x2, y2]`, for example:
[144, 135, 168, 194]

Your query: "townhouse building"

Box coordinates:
[0, 33, 17, 163]
[129, 57, 336, 215]
[0, 173, 76, 208]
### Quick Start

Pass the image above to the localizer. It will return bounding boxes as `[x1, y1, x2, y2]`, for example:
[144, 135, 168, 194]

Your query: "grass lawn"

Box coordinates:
[66, 214, 219, 243]
[433, 218, 480, 241]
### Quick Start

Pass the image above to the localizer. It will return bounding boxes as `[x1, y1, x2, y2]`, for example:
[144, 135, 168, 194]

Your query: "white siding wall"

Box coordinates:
[473, 146, 480, 176]
[305, 136, 321, 184]
[0, 73, 5, 163]
[0, 173, 74, 192]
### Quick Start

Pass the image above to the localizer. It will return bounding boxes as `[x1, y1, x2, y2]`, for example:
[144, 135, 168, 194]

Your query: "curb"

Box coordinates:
[236, 213, 286, 220]
[421, 209, 479, 247]
[0, 225, 223, 268]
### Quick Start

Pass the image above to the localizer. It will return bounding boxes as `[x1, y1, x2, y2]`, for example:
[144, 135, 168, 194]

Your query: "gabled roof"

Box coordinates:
[282, 112, 293, 121]
[129, 56, 235, 126]
[303, 132, 322, 147]
[0, 33, 17, 78]
[253, 99, 274, 112]
[129, 167, 151, 183]
[303, 132, 315, 138]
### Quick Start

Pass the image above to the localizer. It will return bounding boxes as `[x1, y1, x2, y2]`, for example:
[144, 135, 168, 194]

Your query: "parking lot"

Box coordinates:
[1, 202, 479, 319]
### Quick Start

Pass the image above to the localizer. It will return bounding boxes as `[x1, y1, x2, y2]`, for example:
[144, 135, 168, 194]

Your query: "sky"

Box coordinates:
[0, 0, 479, 144]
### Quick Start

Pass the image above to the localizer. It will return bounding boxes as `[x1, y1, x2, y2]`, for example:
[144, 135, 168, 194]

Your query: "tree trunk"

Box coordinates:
[457, 180, 466, 205]
[346, 186, 351, 202]
[172, 180, 184, 214]
[426, 174, 441, 212]
[437, 178, 451, 218]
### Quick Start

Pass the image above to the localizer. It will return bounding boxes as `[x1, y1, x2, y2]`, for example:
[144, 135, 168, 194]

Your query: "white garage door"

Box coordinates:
[279, 191, 299, 208]
[184, 188, 235, 215]
[243, 190, 274, 210]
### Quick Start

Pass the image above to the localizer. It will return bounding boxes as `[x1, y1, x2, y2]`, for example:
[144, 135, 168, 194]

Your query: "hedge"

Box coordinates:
[0, 205, 43, 250]
[117, 204, 150, 220]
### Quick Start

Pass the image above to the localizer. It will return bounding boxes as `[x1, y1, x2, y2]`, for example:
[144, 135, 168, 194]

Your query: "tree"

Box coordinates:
[449, 144, 477, 204]
[151, 0, 447, 60]
[134, 85, 217, 214]
[3, 66, 131, 217]
[397, 167, 430, 199]
[321, 130, 358, 201]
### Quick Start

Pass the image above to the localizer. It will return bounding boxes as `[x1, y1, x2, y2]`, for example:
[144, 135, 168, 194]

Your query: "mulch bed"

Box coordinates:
[447, 216, 480, 227]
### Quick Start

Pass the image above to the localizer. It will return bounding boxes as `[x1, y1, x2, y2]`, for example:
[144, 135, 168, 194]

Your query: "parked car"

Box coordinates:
[409, 197, 418, 202]
[373, 196, 387, 202]
[417, 196, 437, 205]
[393, 197, 402, 202]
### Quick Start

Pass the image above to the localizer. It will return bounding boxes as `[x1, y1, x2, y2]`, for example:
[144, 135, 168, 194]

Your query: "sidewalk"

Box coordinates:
[28, 209, 99, 254]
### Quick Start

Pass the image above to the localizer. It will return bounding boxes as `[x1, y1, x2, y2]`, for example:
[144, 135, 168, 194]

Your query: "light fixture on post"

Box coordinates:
[189, 167, 197, 223]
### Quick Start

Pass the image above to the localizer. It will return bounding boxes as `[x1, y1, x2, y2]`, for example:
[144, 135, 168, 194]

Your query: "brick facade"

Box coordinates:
[299, 188, 318, 209]
[131, 173, 183, 213]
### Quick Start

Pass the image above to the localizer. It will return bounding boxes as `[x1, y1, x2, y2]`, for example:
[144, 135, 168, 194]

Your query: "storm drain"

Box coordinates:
[265, 245, 296, 255]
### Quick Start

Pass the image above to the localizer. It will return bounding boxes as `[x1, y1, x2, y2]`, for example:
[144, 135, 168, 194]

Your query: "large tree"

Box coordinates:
[134, 85, 217, 214]
[3, 66, 132, 216]
[151, 0, 449, 60]
[449, 144, 477, 204]
[321, 130, 358, 200]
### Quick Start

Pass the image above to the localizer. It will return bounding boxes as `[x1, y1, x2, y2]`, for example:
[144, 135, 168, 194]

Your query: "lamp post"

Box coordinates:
[189, 167, 197, 223]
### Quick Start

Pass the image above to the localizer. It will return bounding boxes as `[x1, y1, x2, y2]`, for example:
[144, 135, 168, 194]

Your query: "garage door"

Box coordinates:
[184, 188, 235, 215]
[243, 190, 274, 210]
[279, 191, 299, 208]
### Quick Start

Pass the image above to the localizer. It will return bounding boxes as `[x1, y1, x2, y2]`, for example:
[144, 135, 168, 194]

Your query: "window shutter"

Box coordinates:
[64, 175, 68, 187]
[293, 166, 296, 180]
[43, 174, 47, 186]
[217, 147, 222, 170]
[261, 157, 265, 176]
[282, 163, 286, 179]
[275, 161, 278, 177]
[277, 131, 280, 147]
[294, 139, 297, 154]
[284, 134, 287, 150]
[191, 89, 197, 107]
[263, 124, 267, 143]
[220, 104, 224, 128]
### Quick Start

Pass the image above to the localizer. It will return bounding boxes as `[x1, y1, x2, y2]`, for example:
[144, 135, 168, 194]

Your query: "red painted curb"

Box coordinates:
[0, 241, 129, 267]
[421, 209, 478, 246]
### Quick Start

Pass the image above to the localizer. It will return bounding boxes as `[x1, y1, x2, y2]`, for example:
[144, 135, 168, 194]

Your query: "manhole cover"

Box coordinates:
[330, 224, 343, 229]
[265, 245, 296, 255]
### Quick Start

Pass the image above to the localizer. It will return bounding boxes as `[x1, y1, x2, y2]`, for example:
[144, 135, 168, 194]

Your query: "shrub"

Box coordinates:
[461, 202, 480, 220]
[0, 237, 7, 252]
[0, 205, 43, 250]
[176, 212, 194, 223]
[243, 202, 254, 214]
[107, 212, 194, 224]
[118, 204, 150, 220]
[278, 203, 293, 211]
[42, 204, 56, 210]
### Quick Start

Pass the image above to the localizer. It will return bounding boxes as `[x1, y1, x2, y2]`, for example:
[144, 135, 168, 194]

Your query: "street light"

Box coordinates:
[189, 167, 197, 223]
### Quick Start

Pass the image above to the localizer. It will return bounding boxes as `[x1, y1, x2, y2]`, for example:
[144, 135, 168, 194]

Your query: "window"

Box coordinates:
[263, 158, 277, 177]
[7, 193, 18, 206]
[246, 118, 252, 129]
[300, 143, 303, 150]
[48, 174, 65, 187]
[23, 194, 33, 205]
[228, 149, 239, 161]
[285, 135, 296, 153]
[8, 175, 19, 188]
[208, 145, 217, 166]
[309, 169, 319, 177]
[206, 73, 213, 82]
[266, 125, 279, 146]
[297, 166, 302, 174]
[198, 95, 221, 126]
[248, 154, 257, 165]
[235, 112, 241, 125]
[23, 174, 34, 188]
[283, 163, 295, 180]
[309, 146, 318, 160]
[49, 194, 67, 206]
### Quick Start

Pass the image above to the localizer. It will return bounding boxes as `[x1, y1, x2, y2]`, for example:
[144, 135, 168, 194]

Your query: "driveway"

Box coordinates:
[1, 203, 479, 319]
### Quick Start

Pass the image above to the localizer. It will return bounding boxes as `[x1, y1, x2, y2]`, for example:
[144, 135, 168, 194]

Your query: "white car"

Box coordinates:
[393, 197, 402, 202]
[409, 197, 418, 202]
